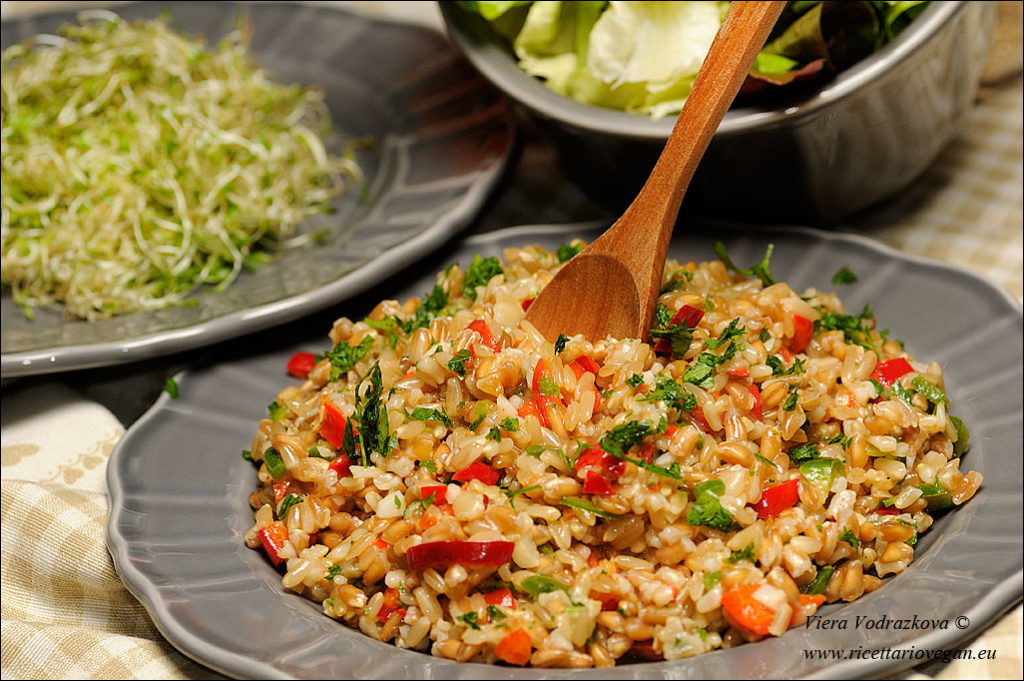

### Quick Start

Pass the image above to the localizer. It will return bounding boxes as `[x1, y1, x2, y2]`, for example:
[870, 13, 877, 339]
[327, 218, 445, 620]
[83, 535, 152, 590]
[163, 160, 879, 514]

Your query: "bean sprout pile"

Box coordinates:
[1, 11, 359, 319]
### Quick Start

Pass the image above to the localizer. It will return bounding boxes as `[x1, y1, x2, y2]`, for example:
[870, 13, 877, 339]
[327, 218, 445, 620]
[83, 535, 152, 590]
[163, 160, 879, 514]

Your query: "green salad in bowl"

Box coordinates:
[456, 0, 930, 119]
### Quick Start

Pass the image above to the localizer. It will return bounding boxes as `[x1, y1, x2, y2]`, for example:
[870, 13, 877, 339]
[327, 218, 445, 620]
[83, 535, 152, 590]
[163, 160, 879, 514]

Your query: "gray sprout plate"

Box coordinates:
[107, 222, 1023, 679]
[1, 1, 514, 378]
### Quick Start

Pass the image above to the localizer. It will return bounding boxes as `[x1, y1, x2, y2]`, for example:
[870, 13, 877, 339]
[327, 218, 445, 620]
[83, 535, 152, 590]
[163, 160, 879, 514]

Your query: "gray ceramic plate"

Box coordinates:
[107, 222, 1023, 679]
[1, 1, 514, 378]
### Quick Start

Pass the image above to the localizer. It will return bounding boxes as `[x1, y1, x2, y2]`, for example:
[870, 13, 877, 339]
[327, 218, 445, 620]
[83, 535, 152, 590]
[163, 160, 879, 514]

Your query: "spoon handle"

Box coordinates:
[524, 1, 785, 343]
[594, 1, 786, 289]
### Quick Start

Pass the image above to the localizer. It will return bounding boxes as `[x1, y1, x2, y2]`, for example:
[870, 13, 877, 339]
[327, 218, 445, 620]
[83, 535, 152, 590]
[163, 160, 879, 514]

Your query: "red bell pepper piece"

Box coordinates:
[870, 505, 900, 515]
[377, 587, 407, 623]
[653, 304, 705, 355]
[521, 297, 534, 311]
[722, 583, 775, 636]
[582, 470, 616, 495]
[420, 484, 449, 506]
[692, 406, 717, 432]
[573, 355, 600, 375]
[751, 479, 800, 519]
[748, 383, 763, 421]
[627, 640, 662, 660]
[790, 314, 813, 353]
[286, 351, 317, 379]
[494, 629, 532, 666]
[258, 521, 289, 567]
[574, 446, 625, 476]
[728, 365, 750, 378]
[329, 455, 352, 479]
[483, 587, 516, 609]
[592, 591, 620, 611]
[529, 358, 562, 426]
[272, 479, 291, 504]
[406, 540, 514, 571]
[468, 319, 500, 352]
[319, 402, 352, 450]
[870, 357, 914, 387]
[452, 461, 500, 486]
[639, 442, 655, 463]
[517, 399, 549, 429]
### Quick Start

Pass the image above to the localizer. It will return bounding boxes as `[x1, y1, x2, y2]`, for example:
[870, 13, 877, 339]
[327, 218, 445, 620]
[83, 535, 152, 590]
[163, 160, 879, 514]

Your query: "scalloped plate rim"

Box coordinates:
[107, 220, 1023, 680]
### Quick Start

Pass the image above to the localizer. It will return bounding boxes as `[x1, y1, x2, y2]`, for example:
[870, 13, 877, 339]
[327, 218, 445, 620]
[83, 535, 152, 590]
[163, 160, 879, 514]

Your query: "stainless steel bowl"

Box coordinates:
[441, 1, 996, 224]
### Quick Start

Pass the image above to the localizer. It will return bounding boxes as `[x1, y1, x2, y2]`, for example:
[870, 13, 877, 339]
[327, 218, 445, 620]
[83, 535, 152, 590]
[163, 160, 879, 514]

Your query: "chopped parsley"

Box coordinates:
[714, 242, 776, 287]
[838, 528, 860, 550]
[626, 373, 645, 388]
[782, 389, 799, 411]
[163, 377, 179, 398]
[267, 400, 288, 421]
[600, 419, 681, 480]
[561, 497, 623, 519]
[682, 344, 738, 389]
[686, 479, 735, 531]
[405, 492, 436, 516]
[405, 406, 453, 428]
[832, 266, 858, 285]
[911, 376, 950, 408]
[787, 443, 820, 463]
[801, 565, 835, 595]
[828, 433, 852, 449]
[728, 542, 757, 564]
[766, 355, 806, 376]
[352, 363, 395, 464]
[487, 604, 507, 621]
[326, 565, 342, 581]
[277, 493, 302, 518]
[486, 426, 502, 442]
[401, 284, 449, 333]
[897, 518, 919, 546]
[758, 328, 771, 343]
[704, 318, 745, 350]
[648, 303, 696, 359]
[642, 375, 697, 411]
[500, 417, 519, 431]
[519, 575, 570, 600]
[503, 484, 540, 508]
[703, 570, 722, 591]
[448, 348, 473, 377]
[601, 420, 657, 458]
[556, 243, 583, 262]
[554, 333, 569, 354]
[241, 449, 254, 462]
[949, 415, 970, 456]
[418, 459, 438, 473]
[363, 316, 403, 348]
[263, 447, 287, 480]
[463, 255, 503, 299]
[816, 304, 876, 350]
[659, 268, 693, 293]
[324, 336, 374, 381]
[456, 612, 481, 630]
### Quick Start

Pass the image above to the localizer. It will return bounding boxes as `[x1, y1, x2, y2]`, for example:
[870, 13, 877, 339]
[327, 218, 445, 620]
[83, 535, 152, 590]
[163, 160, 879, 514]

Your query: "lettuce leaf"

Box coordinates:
[458, 0, 931, 119]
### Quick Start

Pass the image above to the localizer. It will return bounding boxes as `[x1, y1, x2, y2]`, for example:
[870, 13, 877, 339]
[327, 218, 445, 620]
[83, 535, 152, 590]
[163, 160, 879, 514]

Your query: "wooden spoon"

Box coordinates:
[525, 1, 785, 342]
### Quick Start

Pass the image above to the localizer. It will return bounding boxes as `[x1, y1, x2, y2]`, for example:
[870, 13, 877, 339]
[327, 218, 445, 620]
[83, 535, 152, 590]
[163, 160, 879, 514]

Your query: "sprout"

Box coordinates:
[0, 13, 361, 319]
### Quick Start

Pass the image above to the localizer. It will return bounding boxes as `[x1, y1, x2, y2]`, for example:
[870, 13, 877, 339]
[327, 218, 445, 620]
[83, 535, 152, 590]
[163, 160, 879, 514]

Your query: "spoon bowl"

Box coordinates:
[525, 1, 786, 342]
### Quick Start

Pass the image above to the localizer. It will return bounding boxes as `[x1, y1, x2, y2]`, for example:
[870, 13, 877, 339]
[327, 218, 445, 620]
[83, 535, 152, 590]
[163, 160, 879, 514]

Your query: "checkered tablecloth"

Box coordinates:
[2, 2, 1021, 679]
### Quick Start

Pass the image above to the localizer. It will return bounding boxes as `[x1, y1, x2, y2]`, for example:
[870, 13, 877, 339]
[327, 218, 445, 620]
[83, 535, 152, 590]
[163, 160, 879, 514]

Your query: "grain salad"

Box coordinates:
[244, 242, 979, 668]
